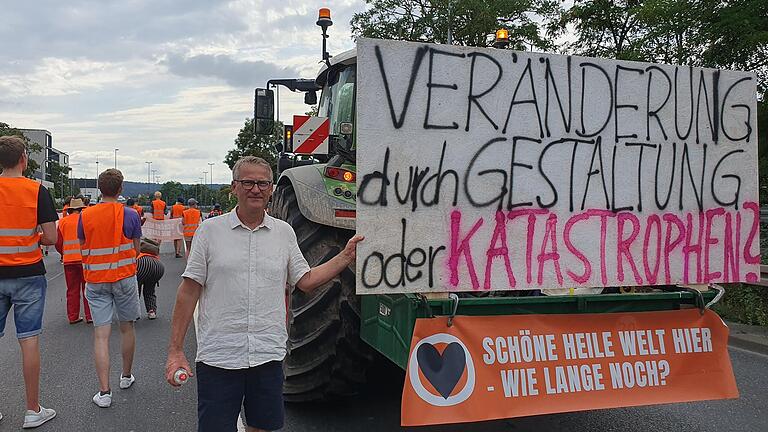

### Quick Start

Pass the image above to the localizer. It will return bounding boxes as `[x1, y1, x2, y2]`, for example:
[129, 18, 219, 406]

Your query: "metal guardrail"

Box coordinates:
[757, 265, 768, 287]
[747, 207, 768, 286]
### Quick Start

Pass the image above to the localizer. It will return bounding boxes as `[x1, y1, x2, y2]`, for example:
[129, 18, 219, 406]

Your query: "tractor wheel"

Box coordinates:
[271, 183, 372, 401]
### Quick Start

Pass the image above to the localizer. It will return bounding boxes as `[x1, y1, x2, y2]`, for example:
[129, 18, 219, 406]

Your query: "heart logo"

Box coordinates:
[416, 342, 467, 399]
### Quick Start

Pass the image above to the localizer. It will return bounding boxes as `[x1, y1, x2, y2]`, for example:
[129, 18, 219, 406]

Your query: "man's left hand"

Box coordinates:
[342, 235, 364, 264]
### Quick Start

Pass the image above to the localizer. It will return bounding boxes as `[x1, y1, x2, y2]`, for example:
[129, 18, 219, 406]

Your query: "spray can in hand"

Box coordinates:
[173, 368, 189, 385]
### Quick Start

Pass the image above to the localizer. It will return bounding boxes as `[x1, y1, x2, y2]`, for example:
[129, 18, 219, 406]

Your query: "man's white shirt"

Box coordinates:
[182, 209, 310, 369]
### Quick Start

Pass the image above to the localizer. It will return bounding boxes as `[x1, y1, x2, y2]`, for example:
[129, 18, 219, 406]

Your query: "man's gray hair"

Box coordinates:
[232, 156, 272, 180]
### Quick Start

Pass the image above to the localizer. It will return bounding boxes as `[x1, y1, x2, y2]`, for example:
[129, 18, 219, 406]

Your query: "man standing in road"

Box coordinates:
[171, 198, 185, 258]
[150, 191, 167, 246]
[151, 191, 166, 221]
[79, 169, 142, 408]
[165, 156, 362, 432]
[0, 136, 58, 428]
[181, 198, 202, 257]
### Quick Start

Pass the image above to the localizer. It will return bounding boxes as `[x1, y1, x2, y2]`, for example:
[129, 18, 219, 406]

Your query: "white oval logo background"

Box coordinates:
[408, 333, 475, 406]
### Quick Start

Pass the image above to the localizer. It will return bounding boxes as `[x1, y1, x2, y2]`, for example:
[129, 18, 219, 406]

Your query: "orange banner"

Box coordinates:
[402, 309, 738, 426]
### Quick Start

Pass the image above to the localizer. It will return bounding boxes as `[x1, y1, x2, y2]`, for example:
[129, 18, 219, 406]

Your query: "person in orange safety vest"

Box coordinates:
[0, 135, 58, 427]
[55, 198, 91, 324]
[151, 191, 166, 220]
[150, 191, 167, 246]
[126, 197, 144, 221]
[79, 168, 142, 408]
[182, 198, 202, 257]
[170, 198, 185, 258]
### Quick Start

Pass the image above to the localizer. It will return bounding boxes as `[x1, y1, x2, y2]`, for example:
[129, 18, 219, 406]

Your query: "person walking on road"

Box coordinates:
[136, 238, 164, 320]
[61, 196, 72, 219]
[79, 169, 142, 408]
[54, 198, 91, 324]
[0, 136, 58, 428]
[151, 191, 167, 246]
[126, 198, 145, 222]
[171, 198, 185, 258]
[151, 191, 166, 220]
[165, 156, 363, 432]
[207, 203, 223, 218]
[181, 198, 202, 257]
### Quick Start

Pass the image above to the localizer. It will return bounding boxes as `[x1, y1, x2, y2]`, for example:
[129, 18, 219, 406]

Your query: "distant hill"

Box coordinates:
[121, 181, 227, 197]
[71, 179, 227, 198]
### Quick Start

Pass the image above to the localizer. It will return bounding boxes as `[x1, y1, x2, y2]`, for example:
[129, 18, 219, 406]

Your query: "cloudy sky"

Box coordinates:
[0, 0, 364, 184]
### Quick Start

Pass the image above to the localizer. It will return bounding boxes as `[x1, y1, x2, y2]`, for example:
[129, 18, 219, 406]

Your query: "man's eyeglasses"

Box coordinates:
[234, 179, 273, 191]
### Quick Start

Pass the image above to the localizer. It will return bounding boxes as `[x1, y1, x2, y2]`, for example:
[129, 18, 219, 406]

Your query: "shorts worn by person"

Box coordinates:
[0, 135, 58, 428]
[166, 156, 363, 432]
[79, 168, 142, 408]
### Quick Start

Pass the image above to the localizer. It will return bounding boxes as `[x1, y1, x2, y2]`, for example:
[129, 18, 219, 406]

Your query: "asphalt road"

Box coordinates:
[1, 246, 767, 432]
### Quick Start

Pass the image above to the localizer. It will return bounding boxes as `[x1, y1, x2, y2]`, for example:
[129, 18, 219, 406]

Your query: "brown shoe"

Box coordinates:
[69, 318, 83, 324]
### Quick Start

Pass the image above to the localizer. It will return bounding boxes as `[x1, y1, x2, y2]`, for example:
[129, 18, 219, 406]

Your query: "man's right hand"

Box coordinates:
[165, 350, 193, 387]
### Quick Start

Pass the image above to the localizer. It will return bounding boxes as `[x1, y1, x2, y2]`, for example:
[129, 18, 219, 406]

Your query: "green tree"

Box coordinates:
[224, 118, 282, 179]
[214, 185, 237, 211]
[351, 0, 560, 51]
[160, 181, 185, 204]
[47, 161, 79, 201]
[0, 122, 42, 178]
[554, 0, 648, 61]
[560, 0, 767, 89]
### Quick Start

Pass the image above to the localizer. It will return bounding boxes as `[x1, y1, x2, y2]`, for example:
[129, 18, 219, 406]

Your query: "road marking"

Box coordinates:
[729, 345, 768, 359]
[46, 270, 64, 282]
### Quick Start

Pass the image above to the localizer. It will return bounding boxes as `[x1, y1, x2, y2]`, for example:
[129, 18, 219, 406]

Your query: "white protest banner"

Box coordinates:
[142, 218, 183, 241]
[356, 38, 759, 294]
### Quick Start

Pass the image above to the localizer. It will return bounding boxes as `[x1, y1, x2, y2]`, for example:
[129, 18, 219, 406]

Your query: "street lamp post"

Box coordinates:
[208, 162, 214, 205]
[67, 163, 80, 198]
[203, 171, 208, 203]
[145, 161, 152, 196]
[114, 148, 119, 169]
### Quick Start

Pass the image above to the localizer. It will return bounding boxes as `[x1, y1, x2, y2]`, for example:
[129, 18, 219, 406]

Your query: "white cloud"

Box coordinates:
[0, 0, 366, 184]
[0, 57, 162, 97]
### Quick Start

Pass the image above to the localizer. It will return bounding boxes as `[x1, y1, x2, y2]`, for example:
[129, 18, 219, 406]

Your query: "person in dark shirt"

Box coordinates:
[136, 238, 164, 320]
[0, 135, 58, 427]
[208, 203, 223, 218]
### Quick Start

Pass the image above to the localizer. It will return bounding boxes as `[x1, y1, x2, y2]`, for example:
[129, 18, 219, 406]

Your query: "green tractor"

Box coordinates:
[255, 44, 363, 400]
[253, 9, 723, 403]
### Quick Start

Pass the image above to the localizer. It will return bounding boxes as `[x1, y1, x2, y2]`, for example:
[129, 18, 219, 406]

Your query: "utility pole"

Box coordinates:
[114, 148, 119, 169]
